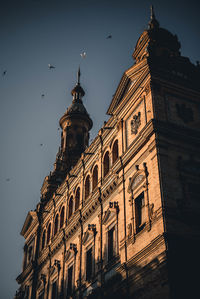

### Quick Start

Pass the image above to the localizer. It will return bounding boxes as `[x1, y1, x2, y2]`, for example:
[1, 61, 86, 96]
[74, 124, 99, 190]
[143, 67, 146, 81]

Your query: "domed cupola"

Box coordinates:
[133, 6, 181, 63]
[59, 68, 93, 172]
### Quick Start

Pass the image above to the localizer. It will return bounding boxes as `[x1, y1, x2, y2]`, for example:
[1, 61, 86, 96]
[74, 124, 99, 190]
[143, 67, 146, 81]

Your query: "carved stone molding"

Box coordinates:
[65, 243, 77, 261]
[128, 170, 145, 193]
[49, 265, 57, 277]
[65, 249, 72, 262]
[37, 273, 46, 289]
[82, 225, 96, 245]
[149, 203, 157, 220]
[102, 209, 111, 225]
[131, 112, 141, 135]
[102, 202, 119, 225]
[127, 223, 132, 238]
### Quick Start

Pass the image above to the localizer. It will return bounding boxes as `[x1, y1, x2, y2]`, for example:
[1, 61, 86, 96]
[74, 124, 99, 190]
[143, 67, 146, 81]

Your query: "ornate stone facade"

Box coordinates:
[15, 7, 200, 299]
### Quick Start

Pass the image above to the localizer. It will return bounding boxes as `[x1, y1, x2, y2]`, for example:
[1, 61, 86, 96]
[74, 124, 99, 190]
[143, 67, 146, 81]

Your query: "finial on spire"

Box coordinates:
[150, 5, 155, 20]
[71, 67, 85, 98]
[77, 66, 81, 85]
[148, 5, 159, 29]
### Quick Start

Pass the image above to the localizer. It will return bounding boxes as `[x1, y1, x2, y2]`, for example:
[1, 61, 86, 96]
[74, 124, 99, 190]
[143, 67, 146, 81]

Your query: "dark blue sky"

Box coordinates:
[0, 0, 199, 297]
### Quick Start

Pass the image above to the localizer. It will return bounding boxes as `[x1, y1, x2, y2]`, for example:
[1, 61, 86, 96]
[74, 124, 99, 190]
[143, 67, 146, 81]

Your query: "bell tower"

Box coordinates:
[59, 68, 93, 172]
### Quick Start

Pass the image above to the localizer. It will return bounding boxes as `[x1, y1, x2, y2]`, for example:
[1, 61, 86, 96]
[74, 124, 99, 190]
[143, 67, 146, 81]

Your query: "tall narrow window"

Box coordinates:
[42, 230, 46, 250]
[92, 165, 98, 190]
[135, 192, 145, 232]
[47, 223, 51, 244]
[51, 281, 57, 299]
[68, 196, 73, 218]
[85, 175, 90, 199]
[112, 140, 119, 164]
[67, 266, 73, 296]
[75, 187, 80, 211]
[103, 151, 109, 177]
[54, 214, 59, 235]
[86, 247, 93, 281]
[108, 226, 115, 261]
[60, 206, 65, 228]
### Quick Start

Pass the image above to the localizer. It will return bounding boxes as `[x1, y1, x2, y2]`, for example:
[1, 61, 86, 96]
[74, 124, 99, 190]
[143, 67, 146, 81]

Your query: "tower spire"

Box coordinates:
[71, 68, 85, 101]
[148, 5, 159, 29]
[150, 5, 155, 20]
[59, 69, 93, 172]
[77, 66, 81, 85]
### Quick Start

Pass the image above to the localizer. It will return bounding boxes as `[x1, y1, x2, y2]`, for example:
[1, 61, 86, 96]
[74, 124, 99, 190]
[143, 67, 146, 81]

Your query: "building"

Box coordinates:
[15, 7, 200, 299]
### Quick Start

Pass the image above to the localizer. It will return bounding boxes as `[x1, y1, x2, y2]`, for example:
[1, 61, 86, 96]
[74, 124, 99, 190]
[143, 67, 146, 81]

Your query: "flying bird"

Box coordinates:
[48, 64, 55, 69]
[41, 94, 45, 98]
[80, 52, 86, 58]
[6, 178, 10, 182]
[2, 70, 7, 76]
[106, 35, 112, 39]
[40, 143, 43, 146]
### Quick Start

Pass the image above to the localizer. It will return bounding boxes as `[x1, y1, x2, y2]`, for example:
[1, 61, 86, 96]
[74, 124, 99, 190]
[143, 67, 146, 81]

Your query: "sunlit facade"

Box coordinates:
[15, 8, 200, 299]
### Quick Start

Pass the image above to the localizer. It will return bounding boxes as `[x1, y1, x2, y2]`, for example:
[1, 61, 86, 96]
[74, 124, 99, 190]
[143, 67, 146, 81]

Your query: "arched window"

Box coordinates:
[75, 187, 80, 211]
[47, 223, 51, 244]
[103, 151, 110, 177]
[41, 230, 46, 249]
[92, 165, 98, 190]
[68, 196, 73, 218]
[85, 175, 90, 199]
[60, 206, 65, 228]
[54, 214, 59, 235]
[112, 140, 119, 164]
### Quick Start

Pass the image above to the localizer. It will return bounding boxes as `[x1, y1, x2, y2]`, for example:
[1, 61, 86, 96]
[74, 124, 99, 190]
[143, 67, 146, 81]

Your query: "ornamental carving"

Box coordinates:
[49, 265, 57, 276]
[102, 202, 119, 225]
[65, 250, 72, 261]
[82, 225, 97, 245]
[128, 174, 145, 192]
[37, 274, 46, 289]
[149, 203, 156, 220]
[176, 103, 194, 124]
[102, 209, 111, 225]
[82, 231, 93, 245]
[131, 112, 141, 135]
[127, 223, 132, 237]
[65, 243, 77, 261]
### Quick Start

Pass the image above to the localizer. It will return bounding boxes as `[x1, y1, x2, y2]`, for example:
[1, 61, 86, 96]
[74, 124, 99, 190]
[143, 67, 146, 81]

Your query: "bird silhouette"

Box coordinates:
[40, 143, 43, 146]
[106, 35, 112, 39]
[2, 70, 7, 76]
[48, 64, 55, 69]
[6, 178, 10, 182]
[80, 52, 86, 58]
[41, 94, 45, 98]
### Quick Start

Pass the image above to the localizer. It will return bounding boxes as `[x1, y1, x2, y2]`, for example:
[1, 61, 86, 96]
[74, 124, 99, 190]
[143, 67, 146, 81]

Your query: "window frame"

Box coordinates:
[112, 139, 119, 164]
[84, 175, 90, 200]
[135, 191, 146, 233]
[103, 151, 110, 177]
[85, 243, 94, 282]
[66, 263, 74, 297]
[68, 196, 74, 219]
[106, 221, 117, 263]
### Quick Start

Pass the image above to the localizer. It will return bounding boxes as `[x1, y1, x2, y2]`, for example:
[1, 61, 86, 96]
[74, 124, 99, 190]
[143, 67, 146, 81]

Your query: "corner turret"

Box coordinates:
[59, 68, 93, 172]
